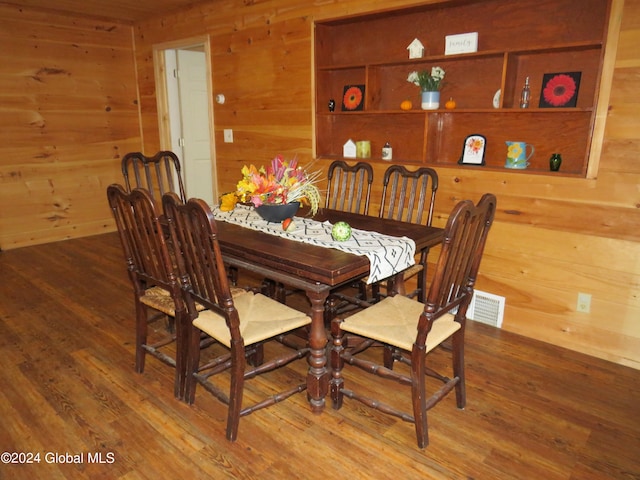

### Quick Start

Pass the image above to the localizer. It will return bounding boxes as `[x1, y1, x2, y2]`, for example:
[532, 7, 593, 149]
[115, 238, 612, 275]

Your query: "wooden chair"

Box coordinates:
[322, 160, 375, 317]
[122, 151, 241, 286]
[162, 192, 312, 442]
[330, 193, 497, 448]
[121, 151, 187, 205]
[106, 184, 188, 398]
[376, 165, 439, 302]
[267, 159, 375, 304]
[325, 160, 374, 215]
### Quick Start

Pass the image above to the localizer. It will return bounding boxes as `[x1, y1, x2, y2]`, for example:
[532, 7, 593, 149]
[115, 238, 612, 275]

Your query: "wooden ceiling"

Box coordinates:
[4, 0, 208, 23]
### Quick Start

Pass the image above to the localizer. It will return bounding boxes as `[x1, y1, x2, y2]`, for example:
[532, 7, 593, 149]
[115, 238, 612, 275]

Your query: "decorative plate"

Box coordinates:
[493, 89, 501, 109]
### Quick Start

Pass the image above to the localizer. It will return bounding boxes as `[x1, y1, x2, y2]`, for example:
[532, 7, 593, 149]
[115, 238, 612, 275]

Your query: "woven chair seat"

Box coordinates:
[193, 291, 311, 348]
[141, 285, 248, 317]
[359, 263, 424, 288]
[401, 263, 423, 279]
[340, 294, 460, 353]
[140, 286, 179, 316]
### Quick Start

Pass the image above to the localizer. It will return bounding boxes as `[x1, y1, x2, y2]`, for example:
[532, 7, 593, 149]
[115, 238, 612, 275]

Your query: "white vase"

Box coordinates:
[421, 91, 440, 110]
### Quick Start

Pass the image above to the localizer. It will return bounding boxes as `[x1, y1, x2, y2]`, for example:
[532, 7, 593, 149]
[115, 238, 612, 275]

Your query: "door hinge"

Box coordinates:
[178, 137, 185, 147]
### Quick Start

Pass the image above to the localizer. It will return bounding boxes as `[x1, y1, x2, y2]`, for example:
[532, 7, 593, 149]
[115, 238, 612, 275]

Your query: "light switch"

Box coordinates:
[223, 129, 233, 143]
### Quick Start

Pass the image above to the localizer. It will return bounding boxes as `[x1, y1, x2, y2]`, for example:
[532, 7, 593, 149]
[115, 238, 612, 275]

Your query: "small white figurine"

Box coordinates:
[407, 38, 425, 59]
[343, 139, 357, 158]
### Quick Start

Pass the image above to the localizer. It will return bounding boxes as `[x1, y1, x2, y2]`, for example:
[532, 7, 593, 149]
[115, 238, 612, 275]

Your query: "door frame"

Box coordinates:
[152, 35, 218, 198]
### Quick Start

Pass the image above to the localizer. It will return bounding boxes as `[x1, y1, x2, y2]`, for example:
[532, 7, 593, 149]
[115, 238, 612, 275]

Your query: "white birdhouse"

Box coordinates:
[407, 38, 425, 59]
[343, 139, 357, 158]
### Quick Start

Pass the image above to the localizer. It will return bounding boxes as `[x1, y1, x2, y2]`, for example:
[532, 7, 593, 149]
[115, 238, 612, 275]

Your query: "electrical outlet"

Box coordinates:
[577, 292, 591, 313]
[223, 129, 233, 143]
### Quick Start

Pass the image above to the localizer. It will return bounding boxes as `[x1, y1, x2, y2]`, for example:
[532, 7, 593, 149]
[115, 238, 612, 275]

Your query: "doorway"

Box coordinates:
[153, 37, 217, 205]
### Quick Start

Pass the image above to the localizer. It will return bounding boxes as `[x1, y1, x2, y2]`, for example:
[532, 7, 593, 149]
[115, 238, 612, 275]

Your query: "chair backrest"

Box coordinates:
[106, 184, 179, 297]
[419, 193, 497, 341]
[379, 165, 438, 226]
[121, 151, 187, 204]
[162, 193, 238, 328]
[325, 160, 374, 215]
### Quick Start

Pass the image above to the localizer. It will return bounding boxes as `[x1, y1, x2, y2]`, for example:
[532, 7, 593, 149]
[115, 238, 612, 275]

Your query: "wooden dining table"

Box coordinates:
[214, 207, 444, 413]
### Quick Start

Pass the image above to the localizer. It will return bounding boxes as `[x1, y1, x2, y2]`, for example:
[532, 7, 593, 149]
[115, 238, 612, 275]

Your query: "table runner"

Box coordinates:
[212, 205, 415, 284]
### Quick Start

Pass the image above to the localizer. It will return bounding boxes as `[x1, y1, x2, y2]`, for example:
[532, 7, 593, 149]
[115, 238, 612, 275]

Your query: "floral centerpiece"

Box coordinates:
[220, 154, 321, 215]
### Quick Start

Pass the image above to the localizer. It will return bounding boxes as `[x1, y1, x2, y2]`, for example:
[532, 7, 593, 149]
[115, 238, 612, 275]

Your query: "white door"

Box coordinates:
[165, 48, 215, 205]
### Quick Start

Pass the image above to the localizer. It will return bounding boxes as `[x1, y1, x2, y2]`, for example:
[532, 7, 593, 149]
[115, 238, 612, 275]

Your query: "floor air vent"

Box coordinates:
[467, 290, 505, 328]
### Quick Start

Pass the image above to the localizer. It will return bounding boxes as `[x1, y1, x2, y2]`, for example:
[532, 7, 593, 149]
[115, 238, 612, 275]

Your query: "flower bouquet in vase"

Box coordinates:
[407, 66, 445, 110]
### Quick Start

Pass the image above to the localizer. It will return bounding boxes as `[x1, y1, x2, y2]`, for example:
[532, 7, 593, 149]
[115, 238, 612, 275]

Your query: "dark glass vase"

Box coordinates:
[549, 153, 562, 172]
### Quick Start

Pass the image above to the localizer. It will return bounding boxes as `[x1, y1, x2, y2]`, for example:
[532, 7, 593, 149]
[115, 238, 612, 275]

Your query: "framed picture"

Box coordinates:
[341, 84, 365, 111]
[458, 134, 486, 165]
[539, 71, 581, 108]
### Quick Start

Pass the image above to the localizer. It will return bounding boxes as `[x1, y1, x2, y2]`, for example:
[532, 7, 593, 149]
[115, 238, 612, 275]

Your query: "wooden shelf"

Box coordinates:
[317, 41, 603, 70]
[313, 0, 611, 177]
[317, 107, 594, 115]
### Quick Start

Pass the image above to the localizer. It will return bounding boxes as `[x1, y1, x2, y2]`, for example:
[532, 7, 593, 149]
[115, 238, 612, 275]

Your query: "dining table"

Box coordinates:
[213, 206, 444, 413]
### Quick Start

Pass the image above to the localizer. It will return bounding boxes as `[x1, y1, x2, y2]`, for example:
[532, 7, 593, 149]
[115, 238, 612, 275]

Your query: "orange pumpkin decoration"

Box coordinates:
[445, 97, 457, 109]
[400, 99, 413, 111]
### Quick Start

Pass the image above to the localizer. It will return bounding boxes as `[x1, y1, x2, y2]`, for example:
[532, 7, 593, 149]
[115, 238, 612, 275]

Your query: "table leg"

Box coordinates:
[306, 289, 330, 412]
[386, 272, 406, 296]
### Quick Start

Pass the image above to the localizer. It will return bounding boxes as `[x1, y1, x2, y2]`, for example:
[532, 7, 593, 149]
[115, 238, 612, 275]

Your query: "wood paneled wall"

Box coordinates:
[0, 4, 141, 249]
[1, 0, 638, 370]
[131, 0, 640, 369]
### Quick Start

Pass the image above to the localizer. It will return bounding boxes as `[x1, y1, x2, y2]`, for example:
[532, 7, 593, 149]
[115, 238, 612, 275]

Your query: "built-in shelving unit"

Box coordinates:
[314, 0, 612, 176]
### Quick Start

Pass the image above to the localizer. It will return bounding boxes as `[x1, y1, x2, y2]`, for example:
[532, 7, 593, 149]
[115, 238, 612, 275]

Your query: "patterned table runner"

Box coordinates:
[212, 205, 415, 284]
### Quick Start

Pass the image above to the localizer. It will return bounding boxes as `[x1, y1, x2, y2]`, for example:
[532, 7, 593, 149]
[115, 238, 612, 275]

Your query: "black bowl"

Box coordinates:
[254, 202, 300, 222]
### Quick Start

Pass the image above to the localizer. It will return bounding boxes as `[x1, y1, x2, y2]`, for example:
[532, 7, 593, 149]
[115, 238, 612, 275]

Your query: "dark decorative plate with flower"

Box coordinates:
[539, 71, 581, 108]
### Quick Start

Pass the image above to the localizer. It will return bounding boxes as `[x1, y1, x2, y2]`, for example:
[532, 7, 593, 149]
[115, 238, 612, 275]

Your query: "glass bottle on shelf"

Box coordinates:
[520, 77, 531, 109]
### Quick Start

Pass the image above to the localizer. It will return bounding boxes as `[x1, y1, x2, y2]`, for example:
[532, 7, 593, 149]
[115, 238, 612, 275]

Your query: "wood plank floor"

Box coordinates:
[1, 232, 639, 479]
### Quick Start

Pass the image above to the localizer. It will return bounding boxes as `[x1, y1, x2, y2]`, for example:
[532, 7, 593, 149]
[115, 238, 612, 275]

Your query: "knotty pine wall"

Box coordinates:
[1, 0, 638, 370]
[133, 0, 640, 369]
[0, 4, 141, 248]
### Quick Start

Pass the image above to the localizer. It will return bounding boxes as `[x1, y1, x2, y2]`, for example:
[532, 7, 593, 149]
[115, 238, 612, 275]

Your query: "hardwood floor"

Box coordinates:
[1, 232, 639, 479]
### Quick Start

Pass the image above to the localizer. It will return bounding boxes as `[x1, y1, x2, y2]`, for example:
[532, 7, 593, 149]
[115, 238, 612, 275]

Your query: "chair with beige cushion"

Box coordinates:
[108, 184, 242, 399]
[107, 184, 188, 398]
[162, 192, 312, 441]
[330, 193, 496, 448]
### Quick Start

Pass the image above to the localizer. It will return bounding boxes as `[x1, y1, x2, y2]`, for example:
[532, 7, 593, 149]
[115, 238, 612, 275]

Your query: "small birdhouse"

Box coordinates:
[343, 139, 357, 158]
[407, 38, 425, 59]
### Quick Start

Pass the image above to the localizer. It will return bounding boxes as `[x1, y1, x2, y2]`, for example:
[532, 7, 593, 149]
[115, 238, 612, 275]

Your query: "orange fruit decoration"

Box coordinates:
[282, 218, 295, 231]
[400, 99, 412, 111]
[445, 97, 457, 109]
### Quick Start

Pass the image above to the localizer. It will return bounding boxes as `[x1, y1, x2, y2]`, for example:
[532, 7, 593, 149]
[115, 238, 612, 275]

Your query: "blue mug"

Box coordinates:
[505, 141, 534, 169]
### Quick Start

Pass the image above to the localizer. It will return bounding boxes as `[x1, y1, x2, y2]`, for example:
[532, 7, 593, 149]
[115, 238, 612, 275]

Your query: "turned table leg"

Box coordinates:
[305, 289, 330, 412]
